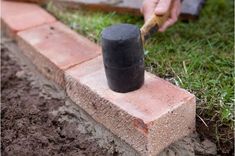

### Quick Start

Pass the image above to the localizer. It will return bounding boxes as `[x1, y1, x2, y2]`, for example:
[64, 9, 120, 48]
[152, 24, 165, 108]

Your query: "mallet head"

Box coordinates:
[101, 24, 144, 93]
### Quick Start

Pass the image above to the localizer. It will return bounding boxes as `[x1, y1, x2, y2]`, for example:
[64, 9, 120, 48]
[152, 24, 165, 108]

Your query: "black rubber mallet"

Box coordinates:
[101, 10, 170, 93]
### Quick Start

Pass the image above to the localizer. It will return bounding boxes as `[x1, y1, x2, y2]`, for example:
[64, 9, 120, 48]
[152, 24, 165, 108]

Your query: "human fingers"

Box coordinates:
[158, 0, 181, 32]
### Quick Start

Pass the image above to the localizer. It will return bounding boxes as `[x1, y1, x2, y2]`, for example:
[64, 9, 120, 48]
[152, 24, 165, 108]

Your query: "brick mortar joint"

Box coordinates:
[64, 53, 102, 71]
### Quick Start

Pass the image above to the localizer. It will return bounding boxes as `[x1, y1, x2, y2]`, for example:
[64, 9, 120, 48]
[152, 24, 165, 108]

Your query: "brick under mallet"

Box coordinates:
[101, 8, 170, 93]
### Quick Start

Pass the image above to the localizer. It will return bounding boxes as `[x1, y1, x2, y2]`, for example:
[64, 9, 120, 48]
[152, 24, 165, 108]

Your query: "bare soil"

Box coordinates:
[1, 44, 110, 156]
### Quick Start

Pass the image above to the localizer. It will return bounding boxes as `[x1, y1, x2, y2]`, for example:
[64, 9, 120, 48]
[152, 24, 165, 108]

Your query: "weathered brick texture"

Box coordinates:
[17, 22, 101, 87]
[1, 1, 56, 38]
[65, 57, 196, 155]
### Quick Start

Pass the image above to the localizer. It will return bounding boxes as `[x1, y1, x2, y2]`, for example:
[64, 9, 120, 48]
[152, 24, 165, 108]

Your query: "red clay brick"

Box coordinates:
[1, 1, 56, 38]
[17, 22, 101, 87]
[65, 56, 196, 156]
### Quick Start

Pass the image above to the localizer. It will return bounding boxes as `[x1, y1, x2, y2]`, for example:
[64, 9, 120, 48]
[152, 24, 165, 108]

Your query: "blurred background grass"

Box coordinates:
[47, 0, 234, 153]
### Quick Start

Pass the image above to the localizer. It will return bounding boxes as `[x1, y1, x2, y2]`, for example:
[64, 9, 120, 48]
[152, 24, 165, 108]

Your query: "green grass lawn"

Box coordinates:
[47, 0, 234, 153]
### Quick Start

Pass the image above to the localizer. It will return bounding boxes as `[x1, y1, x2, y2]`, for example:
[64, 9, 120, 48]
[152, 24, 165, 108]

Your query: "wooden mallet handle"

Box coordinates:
[140, 6, 171, 42]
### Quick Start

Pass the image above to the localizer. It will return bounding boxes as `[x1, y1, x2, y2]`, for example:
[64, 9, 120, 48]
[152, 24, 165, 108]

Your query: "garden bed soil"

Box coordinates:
[1, 42, 110, 156]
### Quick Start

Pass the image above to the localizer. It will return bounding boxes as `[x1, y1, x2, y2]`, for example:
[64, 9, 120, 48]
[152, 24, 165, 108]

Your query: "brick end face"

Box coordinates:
[148, 96, 196, 155]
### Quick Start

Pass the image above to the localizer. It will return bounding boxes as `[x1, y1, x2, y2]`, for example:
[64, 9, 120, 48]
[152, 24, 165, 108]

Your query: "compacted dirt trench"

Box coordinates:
[1, 42, 111, 156]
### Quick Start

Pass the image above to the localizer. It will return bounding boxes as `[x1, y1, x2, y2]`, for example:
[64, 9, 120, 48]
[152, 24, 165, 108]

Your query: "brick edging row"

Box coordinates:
[1, 1, 196, 155]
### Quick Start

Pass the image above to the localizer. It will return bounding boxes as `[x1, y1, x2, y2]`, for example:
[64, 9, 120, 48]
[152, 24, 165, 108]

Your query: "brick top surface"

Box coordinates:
[1, 1, 56, 32]
[66, 57, 195, 123]
[17, 22, 101, 70]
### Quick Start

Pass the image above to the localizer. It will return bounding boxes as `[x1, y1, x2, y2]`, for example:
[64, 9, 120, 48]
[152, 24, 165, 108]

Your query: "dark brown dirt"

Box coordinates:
[1, 45, 110, 156]
[196, 118, 234, 155]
